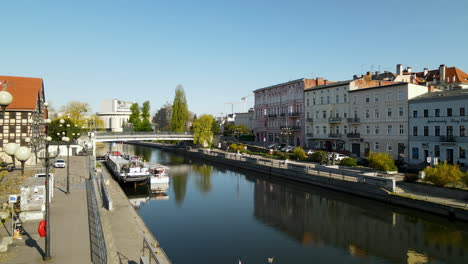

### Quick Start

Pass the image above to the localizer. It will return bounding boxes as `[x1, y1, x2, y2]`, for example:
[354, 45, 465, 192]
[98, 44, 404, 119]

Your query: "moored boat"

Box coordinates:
[105, 151, 152, 183]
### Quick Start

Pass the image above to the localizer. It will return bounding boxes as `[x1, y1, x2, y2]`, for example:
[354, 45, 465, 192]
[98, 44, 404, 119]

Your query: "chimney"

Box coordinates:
[375, 71, 381, 76]
[407, 67, 413, 73]
[423, 68, 428, 76]
[439, 64, 446, 83]
[396, 64, 403, 75]
[353, 75, 359, 80]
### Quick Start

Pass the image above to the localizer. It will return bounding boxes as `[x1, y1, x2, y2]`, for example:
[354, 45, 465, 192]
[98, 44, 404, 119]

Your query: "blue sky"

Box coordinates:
[1, 0, 467, 116]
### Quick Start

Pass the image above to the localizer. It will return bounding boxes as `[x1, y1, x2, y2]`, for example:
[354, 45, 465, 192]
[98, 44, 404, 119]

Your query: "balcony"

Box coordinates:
[347, 117, 360, 124]
[440, 135, 455, 142]
[280, 113, 286, 117]
[306, 133, 314, 137]
[289, 112, 300, 117]
[328, 133, 342, 138]
[328, 117, 342, 123]
[346, 133, 361, 138]
[268, 114, 277, 118]
[306, 118, 314, 122]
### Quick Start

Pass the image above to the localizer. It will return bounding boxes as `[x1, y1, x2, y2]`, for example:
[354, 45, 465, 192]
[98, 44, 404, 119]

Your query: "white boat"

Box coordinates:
[105, 151, 152, 183]
[147, 163, 170, 190]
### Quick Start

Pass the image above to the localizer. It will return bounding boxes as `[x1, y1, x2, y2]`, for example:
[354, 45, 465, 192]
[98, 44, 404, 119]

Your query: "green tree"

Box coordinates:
[48, 118, 81, 141]
[152, 102, 172, 131]
[60, 101, 90, 127]
[129, 103, 141, 130]
[211, 119, 221, 135]
[367, 152, 397, 171]
[138, 101, 153, 131]
[461, 173, 468, 187]
[339, 157, 357, 167]
[292, 147, 307, 160]
[223, 123, 250, 136]
[170, 85, 189, 132]
[193, 114, 215, 147]
[311, 150, 327, 163]
[423, 162, 463, 187]
[86, 114, 104, 131]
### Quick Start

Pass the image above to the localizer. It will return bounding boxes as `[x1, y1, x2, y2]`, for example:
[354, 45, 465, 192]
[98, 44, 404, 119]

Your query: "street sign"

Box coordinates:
[9, 195, 17, 203]
[426, 157, 431, 163]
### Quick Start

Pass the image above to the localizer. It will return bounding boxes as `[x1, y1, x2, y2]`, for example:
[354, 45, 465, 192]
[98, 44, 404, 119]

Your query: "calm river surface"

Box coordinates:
[111, 144, 468, 264]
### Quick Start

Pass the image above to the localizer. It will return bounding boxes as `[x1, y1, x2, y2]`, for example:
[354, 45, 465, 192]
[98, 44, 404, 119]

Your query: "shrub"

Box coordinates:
[423, 162, 463, 187]
[310, 151, 327, 163]
[292, 147, 307, 160]
[367, 152, 397, 171]
[339, 157, 357, 167]
[273, 151, 287, 160]
[462, 173, 468, 187]
[228, 143, 238, 152]
[237, 144, 246, 153]
[403, 174, 419, 183]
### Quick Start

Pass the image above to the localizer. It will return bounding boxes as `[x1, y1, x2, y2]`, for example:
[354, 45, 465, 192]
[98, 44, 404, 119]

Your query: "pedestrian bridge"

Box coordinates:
[93, 131, 194, 142]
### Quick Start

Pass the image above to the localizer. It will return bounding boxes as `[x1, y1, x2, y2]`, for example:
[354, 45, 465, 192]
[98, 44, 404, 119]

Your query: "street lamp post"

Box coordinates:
[62, 136, 70, 194]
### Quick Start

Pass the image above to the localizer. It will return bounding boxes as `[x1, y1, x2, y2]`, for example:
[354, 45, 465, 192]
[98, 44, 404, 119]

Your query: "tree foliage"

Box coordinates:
[193, 114, 215, 147]
[170, 85, 189, 132]
[223, 123, 250, 136]
[423, 162, 463, 187]
[48, 118, 81, 141]
[129, 103, 141, 129]
[138, 101, 153, 131]
[292, 147, 307, 160]
[367, 152, 397, 171]
[60, 101, 90, 127]
[87, 114, 104, 131]
[153, 102, 172, 131]
[339, 157, 357, 167]
[310, 150, 327, 163]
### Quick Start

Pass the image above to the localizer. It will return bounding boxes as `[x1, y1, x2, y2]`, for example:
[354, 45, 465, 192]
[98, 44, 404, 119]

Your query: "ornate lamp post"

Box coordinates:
[62, 136, 70, 194]
[0, 143, 32, 175]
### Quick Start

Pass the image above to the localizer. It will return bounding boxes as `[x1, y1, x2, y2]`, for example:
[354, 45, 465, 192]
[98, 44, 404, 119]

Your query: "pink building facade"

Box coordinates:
[253, 78, 329, 147]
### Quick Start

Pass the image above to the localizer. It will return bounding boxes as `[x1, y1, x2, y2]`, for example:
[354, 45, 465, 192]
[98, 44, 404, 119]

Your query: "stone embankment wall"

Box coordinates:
[131, 142, 468, 222]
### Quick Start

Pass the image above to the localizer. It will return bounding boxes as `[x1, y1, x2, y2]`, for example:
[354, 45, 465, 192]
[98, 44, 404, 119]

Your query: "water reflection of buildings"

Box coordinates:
[254, 179, 468, 264]
[124, 182, 170, 208]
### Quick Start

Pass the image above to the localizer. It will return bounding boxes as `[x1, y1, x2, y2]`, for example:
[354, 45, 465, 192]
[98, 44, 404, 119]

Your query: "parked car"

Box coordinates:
[305, 149, 315, 155]
[327, 152, 348, 161]
[280, 145, 294, 152]
[54, 159, 66, 168]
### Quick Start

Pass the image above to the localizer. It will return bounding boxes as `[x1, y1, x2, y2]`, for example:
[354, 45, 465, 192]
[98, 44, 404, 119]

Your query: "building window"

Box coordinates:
[435, 109, 440, 117]
[399, 107, 404, 117]
[447, 108, 452, 117]
[322, 111, 327, 118]
[375, 125, 380, 135]
[374, 96, 379, 103]
[424, 109, 428, 117]
[336, 95, 339, 103]
[354, 96, 358, 104]
[344, 126, 348, 134]
[374, 109, 379, 118]
[434, 145, 440, 157]
[398, 90, 404, 100]
[387, 108, 392, 117]
[413, 110, 418, 118]
[21, 125, 28, 134]
[316, 126, 319, 135]
[365, 96, 370, 103]
[366, 109, 370, 119]
[399, 124, 404, 135]
[374, 142, 379, 150]
[320, 97, 324, 104]
[386, 91, 392, 101]
[460, 107, 465, 116]
[366, 126, 370, 135]
[327, 96, 330, 104]
[413, 126, 418, 136]
[412, 147, 419, 159]
[387, 125, 392, 135]
[322, 126, 327, 134]
[343, 94, 347, 103]
[21, 112, 28, 119]
[460, 147, 466, 159]
[387, 142, 392, 151]
[424, 126, 429, 136]
[313, 98, 316, 105]
[460, 126, 466, 137]
[435, 126, 440, 136]
[306, 99, 310, 106]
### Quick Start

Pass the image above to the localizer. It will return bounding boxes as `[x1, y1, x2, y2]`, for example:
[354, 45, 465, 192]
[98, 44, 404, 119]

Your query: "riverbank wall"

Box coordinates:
[130, 141, 468, 222]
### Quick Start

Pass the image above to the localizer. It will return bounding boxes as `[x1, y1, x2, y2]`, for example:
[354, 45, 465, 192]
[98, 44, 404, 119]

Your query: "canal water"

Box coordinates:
[110, 144, 468, 264]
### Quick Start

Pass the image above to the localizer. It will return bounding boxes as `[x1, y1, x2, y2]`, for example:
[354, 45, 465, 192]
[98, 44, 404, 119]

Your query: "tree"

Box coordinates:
[367, 152, 397, 171]
[339, 157, 357, 167]
[60, 101, 90, 127]
[193, 114, 215, 147]
[153, 102, 172, 131]
[423, 162, 463, 187]
[311, 151, 327, 164]
[223, 123, 250, 136]
[86, 114, 105, 131]
[48, 118, 81, 141]
[170, 85, 189, 132]
[211, 119, 221, 135]
[138, 101, 153, 131]
[129, 103, 141, 129]
[292, 147, 307, 160]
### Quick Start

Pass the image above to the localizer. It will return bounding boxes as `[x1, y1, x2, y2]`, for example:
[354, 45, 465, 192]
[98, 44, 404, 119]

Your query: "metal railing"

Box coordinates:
[142, 237, 161, 264]
[440, 135, 455, 142]
[86, 155, 107, 264]
[327, 133, 342, 138]
[306, 118, 314, 122]
[328, 117, 342, 123]
[289, 112, 300, 117]
[346, 133, 361, 138]
[347, 117, 360, 123]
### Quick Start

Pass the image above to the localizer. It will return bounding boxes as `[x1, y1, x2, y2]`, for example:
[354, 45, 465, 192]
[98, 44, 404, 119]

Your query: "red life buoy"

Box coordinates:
[38, 220, 46, 237]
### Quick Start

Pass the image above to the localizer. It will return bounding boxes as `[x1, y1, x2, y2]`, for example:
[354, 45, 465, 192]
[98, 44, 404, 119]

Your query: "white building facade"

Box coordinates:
[233, 108, 254, 132]
[409, 89, 468, 167]
[349, 83, 428, 160]
[97, 99, 133, 132]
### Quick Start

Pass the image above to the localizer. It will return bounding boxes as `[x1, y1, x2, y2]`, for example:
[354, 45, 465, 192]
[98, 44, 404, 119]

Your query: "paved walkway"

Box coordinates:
[0, 156, 92, 264]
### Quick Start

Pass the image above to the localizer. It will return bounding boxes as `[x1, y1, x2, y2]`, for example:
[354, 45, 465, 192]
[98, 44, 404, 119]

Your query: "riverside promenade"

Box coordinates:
[1, 156, 91, 264]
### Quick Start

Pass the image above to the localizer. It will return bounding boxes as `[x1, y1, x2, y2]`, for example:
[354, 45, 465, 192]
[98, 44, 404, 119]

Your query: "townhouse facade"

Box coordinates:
[253, 78, 330, 147]
[0, 76, 46, 163]
[349, 83, 428, 161]
[408, 89, 468, 167]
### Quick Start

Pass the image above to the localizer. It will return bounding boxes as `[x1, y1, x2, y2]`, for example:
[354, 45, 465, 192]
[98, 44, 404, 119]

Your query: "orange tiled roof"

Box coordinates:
[0, 75, 44, 110]
[413, 67, 468, 84]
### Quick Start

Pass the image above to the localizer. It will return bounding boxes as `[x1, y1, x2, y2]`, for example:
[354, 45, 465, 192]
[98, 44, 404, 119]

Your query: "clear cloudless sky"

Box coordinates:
[1, 0, 467, 116]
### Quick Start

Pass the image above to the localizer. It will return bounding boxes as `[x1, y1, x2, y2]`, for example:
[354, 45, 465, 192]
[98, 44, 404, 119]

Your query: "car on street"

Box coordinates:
[327, 152, 349, 161]
[305, 149, 314, 155]
[54, 159, 66, 168]
[280, 145, 294, 152]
